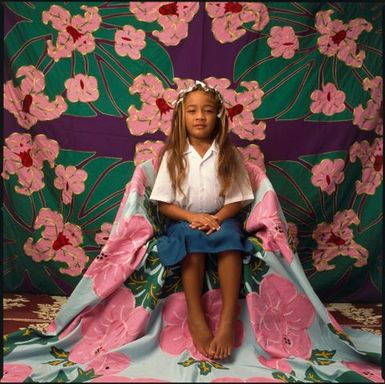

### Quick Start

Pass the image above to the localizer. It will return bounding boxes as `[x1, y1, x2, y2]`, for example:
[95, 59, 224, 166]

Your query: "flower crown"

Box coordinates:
[174, 80, 225, 118]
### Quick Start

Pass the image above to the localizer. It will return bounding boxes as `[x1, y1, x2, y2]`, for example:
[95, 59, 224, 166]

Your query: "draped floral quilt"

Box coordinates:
[3, 159, 382, 382]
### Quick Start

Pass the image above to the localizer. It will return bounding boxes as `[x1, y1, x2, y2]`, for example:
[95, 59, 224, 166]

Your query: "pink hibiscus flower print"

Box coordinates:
[1, 364, 32, 382]
[85, 214, 153, 298]
[42, 4, 101, 61]
[311, 158, 345, 195]
[86, 352, 131, 376]
[68, 287, 149, 364]
[54, 164, 87, 204]
[310, 83, 346, 116]
[115, 25, 146, 59]
[342, 361, 384, 383]
[3, 65, 67, 129]
[2, 132, 59, 195]
[126, 164, 148, 197]
[245, 191, 293, 264]
[95, 222, 113, 246]
[219, 80, 266, 141]
[130, 2, 199, 46]
[134, 140, 165, 166]
[267, 26, 299, 59]
[127, 73, 178, 136]
[246, 273, 315, 359]
[312, 209, 368, 271]
[23, 208, 88, 276]
[160, 290, 244, 359]
[315, 10, 372, 68]
[350, 138, 383, 195]
[65, 74, 99, 103]
[211, 377, 279, 383]
[258, 355, 293, 374]
[206, 2, 269, 43]
[353, 76, 383, 136]
[237, 144, 266, 173]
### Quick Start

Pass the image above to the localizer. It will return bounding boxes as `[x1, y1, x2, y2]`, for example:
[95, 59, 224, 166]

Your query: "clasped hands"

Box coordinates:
[188, 212, 221, 235]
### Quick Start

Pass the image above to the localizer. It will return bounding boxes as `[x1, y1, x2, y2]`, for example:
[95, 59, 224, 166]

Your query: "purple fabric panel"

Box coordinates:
[4, 110, 374, 161]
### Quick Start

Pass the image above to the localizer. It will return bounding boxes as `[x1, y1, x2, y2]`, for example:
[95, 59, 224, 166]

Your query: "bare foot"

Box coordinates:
[208, 319, 235, 360]
[187, 316, 213, 359]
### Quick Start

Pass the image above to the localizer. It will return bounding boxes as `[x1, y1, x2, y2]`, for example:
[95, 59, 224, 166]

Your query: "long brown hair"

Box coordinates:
[160, 82, 248, 197]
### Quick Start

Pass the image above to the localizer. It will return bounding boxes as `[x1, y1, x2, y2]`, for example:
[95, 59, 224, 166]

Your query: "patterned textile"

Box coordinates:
[3, 2, 383, 302]
[2, 160, 381, 382]
[4, 293, 382, 337]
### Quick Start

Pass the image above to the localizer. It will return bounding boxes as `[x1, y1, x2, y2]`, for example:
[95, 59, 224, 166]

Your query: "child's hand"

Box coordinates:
[189, 213, 220, 235]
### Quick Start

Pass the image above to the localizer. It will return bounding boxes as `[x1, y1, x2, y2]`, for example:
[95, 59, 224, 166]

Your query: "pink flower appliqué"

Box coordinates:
[95, 222, 113, 246]
[258, 355, 293, 374]
[350, 138, 383, 195]
[86, 352, 131, 376]
[134, 140, 165, 166]
[127, 73, 178, 136]
[267, 26, 299, 59]
[42, 5, 101, 61]
[130, 2, 199, 46]
[245, 191, 293, 263]
[246, 273, 315, 359]
[208, 78, 265, 141]
[238, 144, 266, 173]
[206, 2, 269, 43]
[310, 83, 346, 116]
[54, 164, 87, 204]
[4, 65, 67, 129]
[23, 208, 88, 276]
[312, 209, 368, 271]
[1, 364, 32, 383]
[342, 361, 384, 383]
[353, 76, 383, 136]
[85, 214, 153, 298]
[315, 10, 372, 68]
[68, 287, 149, 364]
[311, 158, 345, 195]
[115, 25, 146, 59]
[65, 74, 99, 103]
[2, 133, 59, 195]
[160, 290, 244, 359]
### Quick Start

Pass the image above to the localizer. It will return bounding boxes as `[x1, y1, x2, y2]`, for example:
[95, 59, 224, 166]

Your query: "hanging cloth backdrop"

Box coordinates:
[2, 159, 382, 382]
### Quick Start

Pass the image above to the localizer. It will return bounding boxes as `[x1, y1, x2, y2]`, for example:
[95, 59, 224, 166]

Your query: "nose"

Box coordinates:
[196, 109, 206, 120]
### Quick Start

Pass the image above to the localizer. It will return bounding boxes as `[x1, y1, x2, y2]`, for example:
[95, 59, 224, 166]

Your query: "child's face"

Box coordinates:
[184, 90, 217, 143]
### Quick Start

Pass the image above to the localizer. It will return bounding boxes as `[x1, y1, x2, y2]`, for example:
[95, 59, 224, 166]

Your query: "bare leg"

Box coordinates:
[209, 250, 241, 360]
[182, 252, 213, 358]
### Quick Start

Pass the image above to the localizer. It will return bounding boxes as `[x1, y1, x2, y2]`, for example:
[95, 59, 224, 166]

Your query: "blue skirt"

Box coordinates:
[156, 217, 253, 266]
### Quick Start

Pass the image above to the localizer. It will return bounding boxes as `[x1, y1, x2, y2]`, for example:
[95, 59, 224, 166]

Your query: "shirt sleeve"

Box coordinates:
[149, 152, 176, 203]
[224, 155, 254, 206]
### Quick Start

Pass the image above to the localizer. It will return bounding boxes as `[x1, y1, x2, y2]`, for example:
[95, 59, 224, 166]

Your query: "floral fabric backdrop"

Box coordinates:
[3, 2, 383, 301]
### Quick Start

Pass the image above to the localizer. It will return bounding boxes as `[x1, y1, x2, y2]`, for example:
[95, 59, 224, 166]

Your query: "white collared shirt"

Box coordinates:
[150, 141, 254, 213]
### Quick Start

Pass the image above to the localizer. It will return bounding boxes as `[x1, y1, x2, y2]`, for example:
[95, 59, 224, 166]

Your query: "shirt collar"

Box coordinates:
[184, 140, 219, 154]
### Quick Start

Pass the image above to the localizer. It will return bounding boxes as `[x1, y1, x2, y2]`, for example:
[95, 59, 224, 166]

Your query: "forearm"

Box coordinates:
[158, 202, 193, 222]
[214, 202, 243, 224]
